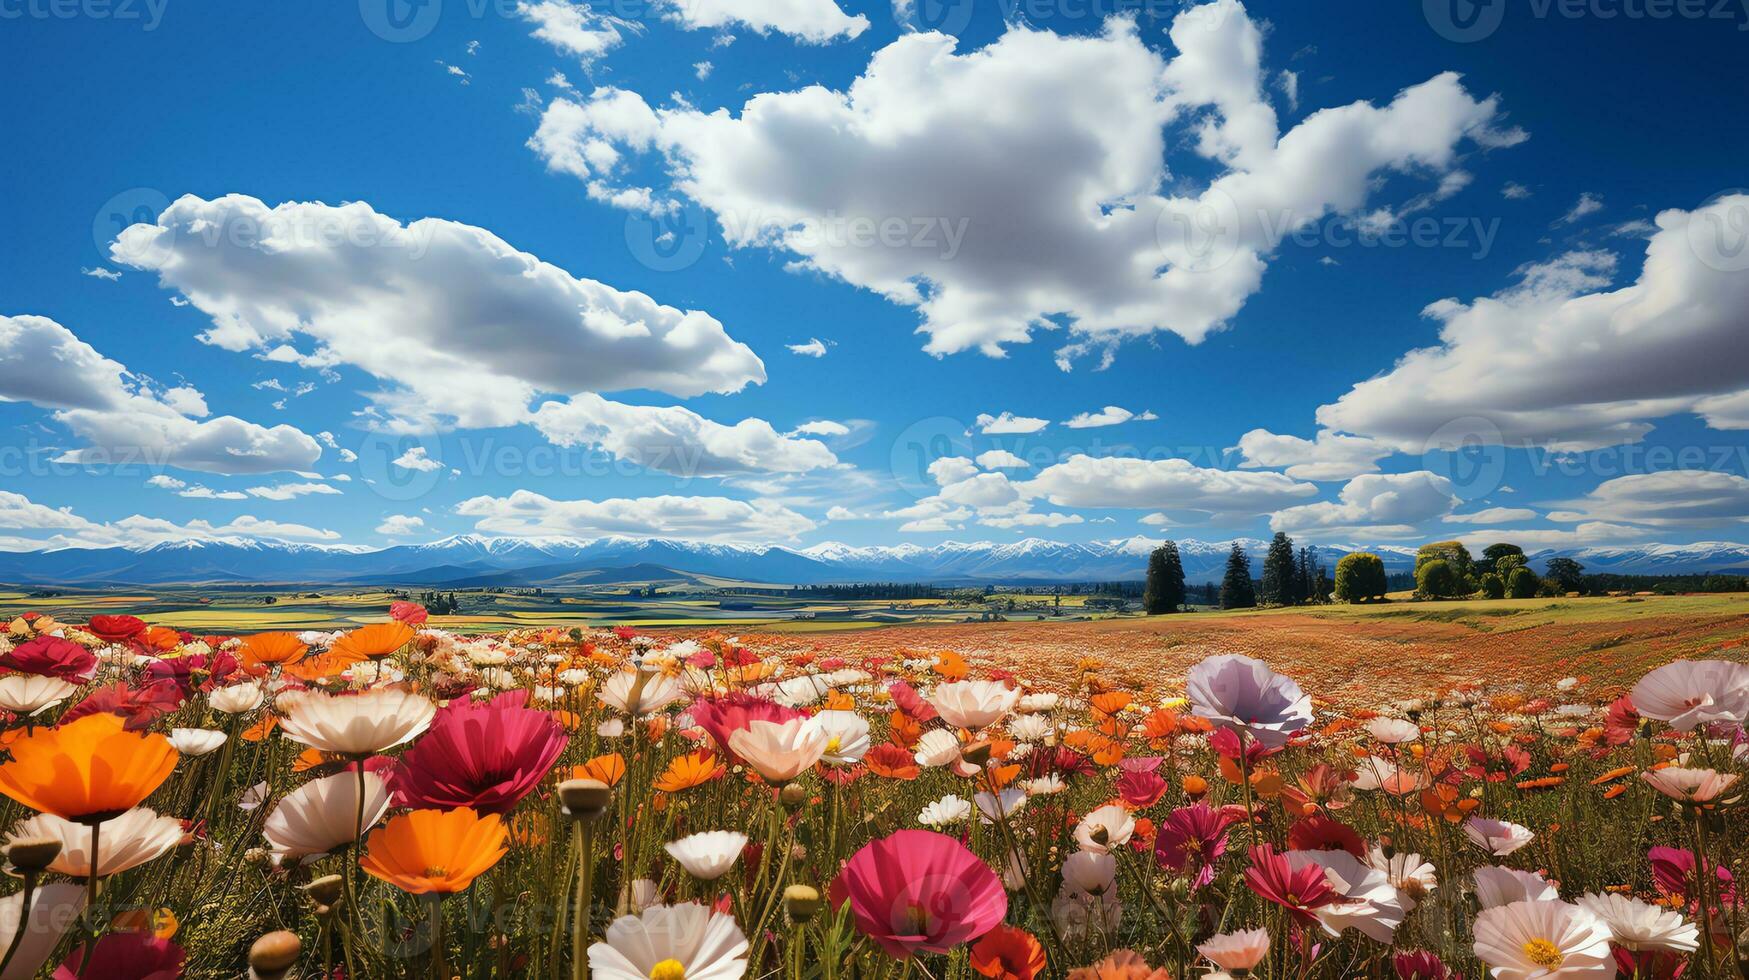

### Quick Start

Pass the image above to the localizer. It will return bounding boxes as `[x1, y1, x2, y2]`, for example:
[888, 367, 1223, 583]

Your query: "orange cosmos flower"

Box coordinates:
[653, 750, 725, 793]
[572, 753, 626, 787]
[822, 690, 856, 711]
[933, 652, 969, 680]
[1089, 691, 1132, 718]
[0, 713, 178, 821]
[970, 924, 1046, 980]
[862, 744, 921, 781]
[887, 710, 924, 749]
[360, 807, 507, 895]
[237, 632, 308, 670]
[331, 622, 415, 661]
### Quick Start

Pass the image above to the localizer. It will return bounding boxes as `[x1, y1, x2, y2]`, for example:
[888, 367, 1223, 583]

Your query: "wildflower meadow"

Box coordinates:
[0, 602, 1742, 980]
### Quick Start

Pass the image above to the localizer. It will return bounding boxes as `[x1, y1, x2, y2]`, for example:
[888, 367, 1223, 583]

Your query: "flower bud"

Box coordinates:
[783, 884, 822, 923]
[248, 930, 301, 979]
[779, 783, 809, 810]
[4, 836, 62, 874]
[559, 778, 613, 821]
[304, 874, 344, 911]
[960, 741, 993, 767]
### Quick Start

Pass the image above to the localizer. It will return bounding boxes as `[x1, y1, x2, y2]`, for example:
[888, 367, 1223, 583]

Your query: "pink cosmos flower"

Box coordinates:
[1243, 844, 1340, 927]
[54, 932, 185, 979]
[391, 690, 568, 814]
[1116, 769, 1167, 809]
[833, 829, 1007, 959]
[1649, 846, 1737, 908]
[688, 693, 806, 762]
[389, 601, 429, 625]
[1155, 802, 1240, 889]
[1188, 654, 1312, 749]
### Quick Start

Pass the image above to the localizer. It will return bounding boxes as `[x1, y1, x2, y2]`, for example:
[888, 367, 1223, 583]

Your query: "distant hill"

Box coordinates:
[2, 533, 1746, 587]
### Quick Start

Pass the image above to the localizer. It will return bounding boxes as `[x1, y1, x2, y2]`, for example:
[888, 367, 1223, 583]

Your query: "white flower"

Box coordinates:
[588, 903, 748, 980]
[807, 710, 870, 765]
[1365, 847, 1438, 912]
[8, 807, 182, 878]
[1629, 659, 1749, 732]
[913, 729, 964, 768]
[665, 831, 748, 881]
[0, 674, 76, 715]
[167, 728, 227, 757]
[209, 681, 265, 714]
[975, 789, 1027, 824]
[238, 781, 270, 811]
[1365, 718, 1420, 744]
[917, 794, 973, 828]
[1061, 851, 1116, 897]
[1007, 715, 1050, 741]
[929, 680, 1020, 731]
[599, 669, 685, 716]
[1287, 849, 1405, 943]
[1016, 692, 1059, 713]
[1473, 866, 1559, 909]
[275, 687, 435, 756]
[1576, 892, 1698, 953]
[0, 882, 83, 979]
[727, 718, 828, 784]
[1073, 804, 1135, 854]
[1464, 817, 1535, 856]
[1472, 900, 1614, 980]
[1197, 929, 1270, 973]
[1021, 774, 1066, 796]
[263, 770, 392, 864]
[1641, 766, 1740, 804]
[1051, 889, 1122, 943]
[1186, 654, 1313, 748]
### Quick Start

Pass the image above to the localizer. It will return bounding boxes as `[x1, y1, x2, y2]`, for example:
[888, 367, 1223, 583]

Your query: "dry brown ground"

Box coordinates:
[729, 601, 1749, 710]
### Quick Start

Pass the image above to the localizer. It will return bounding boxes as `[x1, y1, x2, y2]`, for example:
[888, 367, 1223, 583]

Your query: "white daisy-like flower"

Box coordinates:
[9, 807, 183, 878]
[1007, 715, 1050, 741]
[209, 681, 265, 714]
[0, 674, 76, 715]
[263, 770, 392, 864]
[1576, 892, 1698, 953]
[929, 680, 1020, 731]
[975, 789, 1028, 824]
[1021, 774, 1066, 796]
[807, 710, 870, 765]
[1061, 850, 1116, 898]
[1464, 816, 1535, 856]
[598, 669, 685, 716]
[588, 902, 748, 980]
[1287, 849, 1406, 943]
[1365, 846, 1438, 912]
[1473, 866, 1560, 909]
[917, 794, 973, 828]
[913, 729, 963, 768]
[664, 831, 749, 882]
[275, 687, 436, 756]
[167, 728, 227, 757]
[1472, 899, 1614, 980]
[1073, 804, 1135, 854]
[1365, 718, 1420, 744]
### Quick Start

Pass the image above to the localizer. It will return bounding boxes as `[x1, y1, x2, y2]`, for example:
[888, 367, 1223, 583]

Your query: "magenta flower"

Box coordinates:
[391, 690, 567, 814]
[689, 693, 806, 762]
[1155, 802, 1240, 889]
[0, 636, 96, 683]
[55, 933, 185, 979]
[1393, 950, 1461, 980]
[1650, 845, 1737, 908]
[833, 829, 1007, 958]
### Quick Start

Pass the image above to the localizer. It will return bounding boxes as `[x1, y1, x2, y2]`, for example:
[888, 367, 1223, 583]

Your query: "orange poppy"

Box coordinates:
[238, 632, 308, 669]
[653, 750, 725, 793]
[0, 713, 178, 821]
[933, 652, 969, 680]
[887, 710, 923, 749]
[572, 753, 627, 787]
[1089, 691, 1131, 718]
[282, 651, 364, 682]
[360, 807, 507, 894]
[240, 714, 278, 742]
[970, 924, 1046, 980]
[138, 627, 182, 652]
[862, 744, 921, 781]
[822, 690, 856, 711]
[331, 622, 416, 662]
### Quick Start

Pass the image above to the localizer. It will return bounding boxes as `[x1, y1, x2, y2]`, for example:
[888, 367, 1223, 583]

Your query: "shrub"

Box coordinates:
[1479, 572, 1505, 599]
[1333, 552, 1386, 603]
[1507, 565, 1540, 598]
[1416, 558, 1461, 599]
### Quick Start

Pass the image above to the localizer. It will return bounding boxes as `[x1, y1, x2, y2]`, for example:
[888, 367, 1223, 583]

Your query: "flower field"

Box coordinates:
[0, 604, 1743, 979]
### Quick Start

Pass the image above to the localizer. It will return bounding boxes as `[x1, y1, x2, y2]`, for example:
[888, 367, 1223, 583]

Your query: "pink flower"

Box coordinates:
[1393, 950, 1461, 980]
[1155, 803, 1240, 889]
[1243, 844, 1340, 927]
[389, 601, 429, 625]
[688, 693, 806, 762]
[1117, 769, 1167, 809]
[1187, 654, 1312, 749]
[391, 690, 568, 814]
[54, 932, 184, 979]
[833, 830, 1006, 959]
[0, 637, 96, 683]
[1650, 846, 1736, 908]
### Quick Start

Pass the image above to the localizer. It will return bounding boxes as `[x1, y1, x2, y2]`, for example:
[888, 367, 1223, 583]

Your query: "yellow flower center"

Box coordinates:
[423, 866, 450, 879]
[1522, 938, 1564, 970]
[649, 958, 687, 980]
[826, 736, 842, 752]
[901, 903, 931, 935]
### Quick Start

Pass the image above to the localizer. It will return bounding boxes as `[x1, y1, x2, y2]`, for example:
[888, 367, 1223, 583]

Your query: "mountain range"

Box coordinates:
[1, 535, 1747, 587]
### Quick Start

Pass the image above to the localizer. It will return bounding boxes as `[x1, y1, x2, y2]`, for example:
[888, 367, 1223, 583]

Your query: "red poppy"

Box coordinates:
[969, 925, 1046, 980]
[392, 690, 568, 814]
[55, 930, 184, 979]
[0, 636, 96, 682]
[59, 680, 185, 731]
[1116, 769, 1167, 809]
[1286, 814, 1366, 858]
[886, 680, 939, 721]
[85, 614, 149, 644]
[863, 744, 921, 780]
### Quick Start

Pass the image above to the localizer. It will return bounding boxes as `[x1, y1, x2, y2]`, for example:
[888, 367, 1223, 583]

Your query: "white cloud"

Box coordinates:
[0, 490, 340, 551]
[112, 194, 766, 433]
[81, 266, 122, 281]
[1062, 406, 1158, 429]
[1502, 182, 1531, 200]
[516, 1, 631, 65]
[1316, 195, 1749, 453]
[1450, 521, 1650, 552]
[376, 514, 427, 536]
[0, 314, 322, 475]
[976, 412, 1048, 435]
[824, 505, 863, 520]
[642, 0, 866, 41]
[980, 511, 1084, 529]
[246, 482, 344, 501]
[528, 392, 837, 476]
[393, 447, 444, 472]
[1022, 454, 1318, 515]
[975, 449, 1029, 469]
[1269, 471, 1459, 536]
[787, 338, 829, 357]
[1444, 506, 1539, 524]
[146, 475, 185, 490]
[1235, 428, 1391, 481]
[529, 0, 1514, 366]
[1545, 471, 1749, 527]
[177, 485, 249, 500]
[926, 456, 980, 485]
[789, 420, 849, 437]
[1560, 191, 1603, 224]
[456, 490, 816, 541]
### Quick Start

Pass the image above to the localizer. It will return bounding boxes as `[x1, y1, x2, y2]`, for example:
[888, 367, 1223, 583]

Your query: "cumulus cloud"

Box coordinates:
[1544, 471, 1749, 527]
[1450, 521, 1651, 551]
[0, 314, 322, 475]
[1316, 195, 1749, 453]
[528, 0, 1514, 366]
[926, 456, 980, 485]
[245, 482, 344, 501]
[602, 0, 865, 42]
[789, 420, 849, 437]
[393, 447, 444, 472]
[975, 412, 1048, 435]
[516, 1, 632, 65]
[975, 449, 1029, 469]
[1022, 454, 1318, 516]
[1235, 428, 1391, 481]
[111, 194, 766, 433]
[1444, 506, 1539, 524]
[0, 490, 340, 551]
[1269, 471, 1459, 536]
[787, 338, 829, 357]
[456, 490, 815, 541]
[529, 393, 837, 477]
[376, 514, 427, 536]
[1062, 406, 1158, 429]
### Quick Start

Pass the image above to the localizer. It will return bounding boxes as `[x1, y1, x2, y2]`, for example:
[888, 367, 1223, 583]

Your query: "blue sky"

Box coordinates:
[3, 0, 1749, 553]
